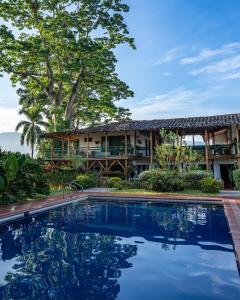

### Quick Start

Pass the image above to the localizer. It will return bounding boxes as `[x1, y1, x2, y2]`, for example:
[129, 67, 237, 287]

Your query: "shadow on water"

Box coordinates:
[0, 200, 239, 299]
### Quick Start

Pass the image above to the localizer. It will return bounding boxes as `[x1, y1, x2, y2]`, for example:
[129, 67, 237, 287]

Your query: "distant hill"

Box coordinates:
[0, 132, 31, 154]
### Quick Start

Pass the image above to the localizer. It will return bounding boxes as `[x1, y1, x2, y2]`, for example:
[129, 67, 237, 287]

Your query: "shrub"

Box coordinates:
[182, 170, 213, 190]
[233, 169, 240, 190]
[138, 169, 184, 192]
[74, 174, 96, 189]
[106, 177, 131, 190]
[200, 177, 221, 194]
[45, 169, 79, 191]
[107, 177, 122, 188]
[0, 151, 50, 203]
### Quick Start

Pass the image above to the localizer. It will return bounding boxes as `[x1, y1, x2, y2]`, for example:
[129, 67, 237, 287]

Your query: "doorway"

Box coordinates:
[220, 165, 233, 189]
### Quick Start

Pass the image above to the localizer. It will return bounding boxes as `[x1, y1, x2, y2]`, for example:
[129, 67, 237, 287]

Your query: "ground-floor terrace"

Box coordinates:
[41, 113, 240, 188]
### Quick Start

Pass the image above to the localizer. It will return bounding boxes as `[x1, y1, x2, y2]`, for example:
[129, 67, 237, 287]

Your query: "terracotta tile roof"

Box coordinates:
[42, 113, 240, 138]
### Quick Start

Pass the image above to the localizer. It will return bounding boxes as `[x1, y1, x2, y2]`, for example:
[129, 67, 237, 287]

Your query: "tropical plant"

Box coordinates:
[181, 170, 213, 190]
[15, 107, 48, 158]
[156, 129, 202, 171]
[73, 174, 96, 189]
[0, 0, 135, 130]
[233, 168, 240, 190]
[44, 169, 80, 191]
[138, 169, 184, 192]
[0, 151, 49, 203]
[200, 177, 221, 194]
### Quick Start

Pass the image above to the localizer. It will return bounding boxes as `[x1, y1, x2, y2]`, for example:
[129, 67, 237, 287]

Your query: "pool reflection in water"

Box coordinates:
[0, 200, 239, 300]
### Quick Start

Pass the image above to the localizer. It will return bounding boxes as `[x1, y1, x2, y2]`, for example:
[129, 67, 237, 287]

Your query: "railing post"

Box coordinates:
[62, 139, 64, 159]
[237, 125, 240, 155]
[105, 132, 108, 158]
[125, 131, 127, 157]
[133, 130, 136, 156]
[150, 130, 153, 168]
[205, 129, 209, 171]
[87, 133, 89, 171]
[67, 137, 70, 160]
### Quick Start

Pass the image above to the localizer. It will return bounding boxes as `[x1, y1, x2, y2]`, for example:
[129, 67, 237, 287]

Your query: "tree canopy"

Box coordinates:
[0, 0, 135, 130]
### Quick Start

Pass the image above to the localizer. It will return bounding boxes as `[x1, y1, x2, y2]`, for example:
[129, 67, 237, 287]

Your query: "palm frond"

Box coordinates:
[15, 121, 30, 132]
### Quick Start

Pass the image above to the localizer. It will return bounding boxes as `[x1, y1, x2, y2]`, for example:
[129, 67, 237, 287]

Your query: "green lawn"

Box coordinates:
[111, 188, 220, 197]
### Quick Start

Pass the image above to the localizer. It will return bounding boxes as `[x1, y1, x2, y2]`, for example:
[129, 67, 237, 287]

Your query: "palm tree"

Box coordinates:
[16, 108, 48, 158]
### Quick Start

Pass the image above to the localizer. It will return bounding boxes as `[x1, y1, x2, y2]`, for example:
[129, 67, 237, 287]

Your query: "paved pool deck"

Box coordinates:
[0, 190, 240, 267]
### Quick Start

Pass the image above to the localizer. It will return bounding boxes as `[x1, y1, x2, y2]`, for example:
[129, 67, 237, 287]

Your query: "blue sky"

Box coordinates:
[1, 0, 240, 132]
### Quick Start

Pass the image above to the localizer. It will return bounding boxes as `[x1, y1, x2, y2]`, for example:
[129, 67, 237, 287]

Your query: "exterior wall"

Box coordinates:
[214, 131, 228, 144]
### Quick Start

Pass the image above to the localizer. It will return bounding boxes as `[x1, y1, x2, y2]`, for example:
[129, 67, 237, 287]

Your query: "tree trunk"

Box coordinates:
[65, 69, 84, 125]
[31, 144, 34, 159]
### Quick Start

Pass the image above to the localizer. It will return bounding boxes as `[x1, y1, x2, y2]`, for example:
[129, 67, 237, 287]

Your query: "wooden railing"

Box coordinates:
[41, 144, 235, 160]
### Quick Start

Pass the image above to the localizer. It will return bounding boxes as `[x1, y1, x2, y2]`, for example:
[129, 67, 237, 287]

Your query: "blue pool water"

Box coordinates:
[0, 199, 239, 300]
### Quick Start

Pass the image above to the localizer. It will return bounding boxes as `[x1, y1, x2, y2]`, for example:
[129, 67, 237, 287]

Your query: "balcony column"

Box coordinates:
[133, 130, 136, 156]
[125, 131, 128, 157]
[51, 140, 54, 159]
[213, 132, 216, 155]
[105, 132, 108, 172]
[150, 130, 153, 168]
[67, 137, 70, 160]
[237, 125, 240, 155]
[87, 133, 89, 171]
[124, 131, 128, 179]
[62, 139, 64, 158]
[204, 129, 209, 171]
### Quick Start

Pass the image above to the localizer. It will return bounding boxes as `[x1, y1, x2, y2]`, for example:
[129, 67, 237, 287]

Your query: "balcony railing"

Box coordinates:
[41, 146, 135, 160]
[41, 143, 235, 160]
[192, 144, 233, 156]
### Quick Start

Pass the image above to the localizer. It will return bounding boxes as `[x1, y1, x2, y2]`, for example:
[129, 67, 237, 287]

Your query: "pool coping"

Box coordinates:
[0, 192, 240, 269]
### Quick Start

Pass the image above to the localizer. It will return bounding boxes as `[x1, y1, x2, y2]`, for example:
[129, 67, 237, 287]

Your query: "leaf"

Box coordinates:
[0, 176, 5, 192]
[4, 154, 19, 183]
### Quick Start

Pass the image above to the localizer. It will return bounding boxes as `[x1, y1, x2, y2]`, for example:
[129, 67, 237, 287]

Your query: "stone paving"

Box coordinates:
[0, 190, 239, 267]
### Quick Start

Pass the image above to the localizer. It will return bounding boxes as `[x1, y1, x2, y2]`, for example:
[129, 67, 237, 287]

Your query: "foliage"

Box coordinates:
[15, 107, 48, 158]
[182, 170, 213, 190]
[106, 176, 130, 190]
[107, 177, 122, 188]
[0, 151, 49, 203]
[138, 169, 184, 192]
[70, 156, 86, 170]
[44, 169, 79, 191]
[200, 177, 221, 194]
[0, 0, 135, 130]
[233, 169, 240, 190]
[156, 129, 202, 171]
[74, 174, 96, 189]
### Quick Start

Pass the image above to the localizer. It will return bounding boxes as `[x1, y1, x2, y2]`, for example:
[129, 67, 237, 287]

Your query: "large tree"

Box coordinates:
[0, 0, 135, 130]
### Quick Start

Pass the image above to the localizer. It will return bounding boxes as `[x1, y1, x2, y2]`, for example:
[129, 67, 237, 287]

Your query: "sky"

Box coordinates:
[1, 0, 240, 132]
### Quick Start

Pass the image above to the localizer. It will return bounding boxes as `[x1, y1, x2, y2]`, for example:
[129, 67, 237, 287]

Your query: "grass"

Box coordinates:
[28, 188, 72, 201]
[111, 188, 220, 197]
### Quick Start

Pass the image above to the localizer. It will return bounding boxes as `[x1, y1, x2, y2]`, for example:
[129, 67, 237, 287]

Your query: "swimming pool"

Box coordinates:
[0, 199, 239, 299]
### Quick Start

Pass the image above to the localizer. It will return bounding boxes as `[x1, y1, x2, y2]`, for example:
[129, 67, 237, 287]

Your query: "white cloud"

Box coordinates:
[191, 54, 240, 76]
[221, 72, 240, 80]
[0, 106, 22, 132]
[180, 43, 240, 64]
[157, 47, 181, 64]
[162, 72, 172, 76]
[128, 87, 226, 120]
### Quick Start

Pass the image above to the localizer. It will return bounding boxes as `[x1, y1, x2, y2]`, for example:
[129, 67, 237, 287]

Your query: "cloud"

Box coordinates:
[162, 72, 172, 76]
[128, 87, 225, 120]
[0, 106, 22, 132]
[180, 43, 240, 64]
[157, 47, 181, 64]
[191, 54, 240, 76]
